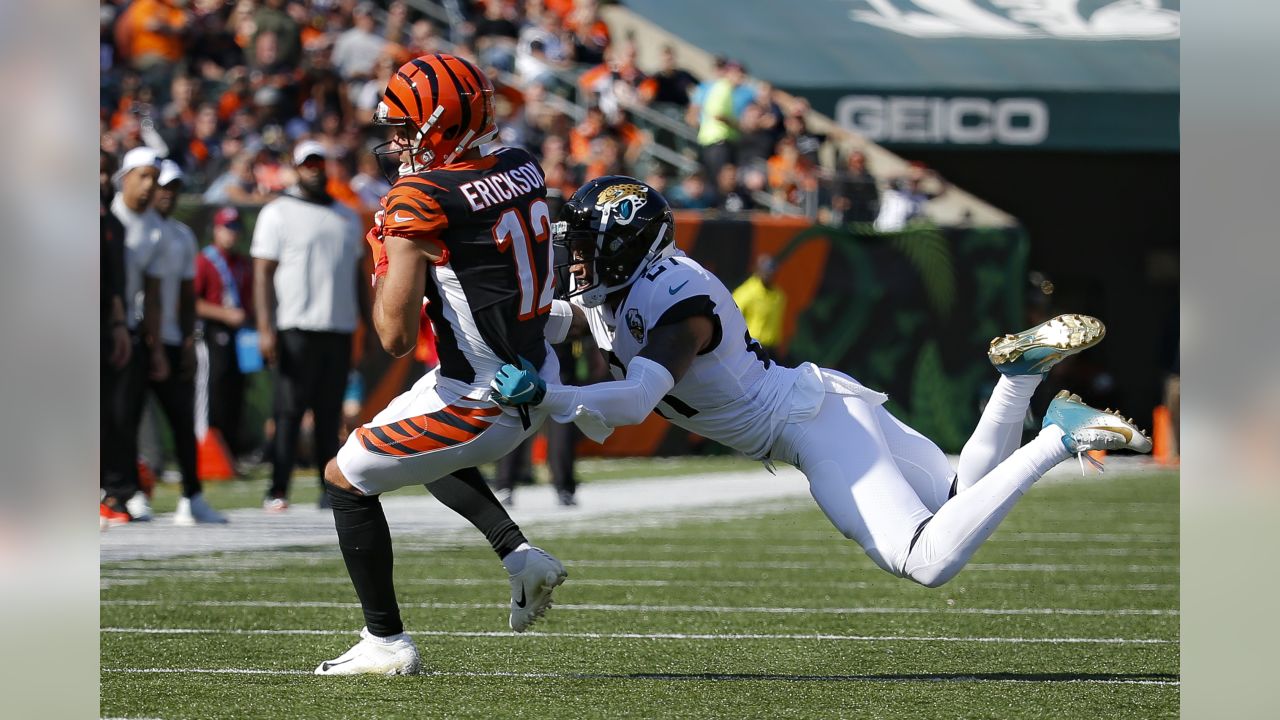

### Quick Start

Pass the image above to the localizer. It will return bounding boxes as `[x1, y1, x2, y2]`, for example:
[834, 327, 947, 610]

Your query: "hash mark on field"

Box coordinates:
[100, 600, 1178, 616]
[101, 667, 1179, 686]
[102, 627, 1179, 645]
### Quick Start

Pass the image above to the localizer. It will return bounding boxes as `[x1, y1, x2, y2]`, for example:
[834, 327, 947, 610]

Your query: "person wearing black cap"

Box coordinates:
[252, 139, 367, 511]
[195, 206, 255, 463]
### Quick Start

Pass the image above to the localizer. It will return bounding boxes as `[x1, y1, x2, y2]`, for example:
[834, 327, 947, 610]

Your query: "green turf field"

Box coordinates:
[101, 471, 1178, 719]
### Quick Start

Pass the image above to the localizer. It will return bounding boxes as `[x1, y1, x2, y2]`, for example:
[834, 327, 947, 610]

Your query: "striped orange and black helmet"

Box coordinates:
[372, 53, 497, 175]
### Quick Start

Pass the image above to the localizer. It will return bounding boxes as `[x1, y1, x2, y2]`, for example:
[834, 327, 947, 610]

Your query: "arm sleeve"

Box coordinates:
[544, 299, 574, 344]
[539, 356, 675, 441]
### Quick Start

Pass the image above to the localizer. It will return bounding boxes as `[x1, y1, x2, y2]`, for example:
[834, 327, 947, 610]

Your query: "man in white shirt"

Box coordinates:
[147, 160, 227, 525]
[104, 147, 164, 523]
[253, 139, 368, 511]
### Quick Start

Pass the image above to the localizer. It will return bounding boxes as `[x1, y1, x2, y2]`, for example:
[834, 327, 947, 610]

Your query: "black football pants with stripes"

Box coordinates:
[270, 329, 351, 500]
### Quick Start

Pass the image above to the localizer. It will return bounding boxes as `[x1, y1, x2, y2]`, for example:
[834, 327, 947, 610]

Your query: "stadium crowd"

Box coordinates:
[100, 0, 940, 226]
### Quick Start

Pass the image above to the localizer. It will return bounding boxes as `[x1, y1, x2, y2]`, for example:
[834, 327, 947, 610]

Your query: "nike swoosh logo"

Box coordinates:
[516, 587, 528, 609]
[669, 280, 689, 295]
[320, 658, 354, 671]
[1087, 424, 1133, 442]
[393, 213, 414, 223]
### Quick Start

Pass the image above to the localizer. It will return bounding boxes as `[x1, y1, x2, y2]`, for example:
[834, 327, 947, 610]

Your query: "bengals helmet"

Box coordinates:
[558, 176, 676, 308]
[373, 54, 498, 176]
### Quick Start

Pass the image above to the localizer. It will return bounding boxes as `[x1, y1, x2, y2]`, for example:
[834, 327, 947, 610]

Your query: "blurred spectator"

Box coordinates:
[566, 0, 610, 66]
[254, 0, 303, 68]
[100, 150, 133, 527]
[583, 135, 625, 181]
[687, 55, 726, 127]
[350, 152, 391, 211]
[113, 0, 190, 90]
[252, 140, 367, 512]
[782, 98, 826, 166]
[643, 168, 670, 197]
[732, 254, 787, 361]
[150, 160, 228, 525]
[714, 163, 756, 212]
[667, 170, 717, 210]
[874, 162, 948, 232]
[830, 150, 879, 224]
[473, 0, 522, 72]
[204, 151, 273, 204]
[195, 207, 255, 459]
[697, 60, 746, 180]
[639, 45, 697, 110]
[333, 2, 388, 93]
[406, 19, 441, 57]
[735, 103, 777, 172]
[517, 7, 570, 85]
[354, 53, 399, 116]
[107, 147, 165, 523]
[580, 42, 646, 120]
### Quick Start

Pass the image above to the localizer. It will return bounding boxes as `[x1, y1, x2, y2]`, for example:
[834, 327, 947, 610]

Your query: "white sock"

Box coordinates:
[902, 427, 1070, 587]
[956, 374, 1042, 492]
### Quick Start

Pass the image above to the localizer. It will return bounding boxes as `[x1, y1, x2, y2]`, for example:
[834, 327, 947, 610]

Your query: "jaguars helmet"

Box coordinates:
[557, 176, 676, 307]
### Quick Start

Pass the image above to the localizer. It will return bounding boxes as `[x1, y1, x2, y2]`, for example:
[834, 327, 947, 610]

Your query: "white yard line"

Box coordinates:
[100, 666, 1178, 685]
[100, 572, 1178, 592]
[102, 626, 1178, 644]
[101, 599, 1178, 616]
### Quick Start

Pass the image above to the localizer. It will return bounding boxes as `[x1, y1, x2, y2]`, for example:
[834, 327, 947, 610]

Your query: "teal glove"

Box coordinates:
[490, 357, 546, 407]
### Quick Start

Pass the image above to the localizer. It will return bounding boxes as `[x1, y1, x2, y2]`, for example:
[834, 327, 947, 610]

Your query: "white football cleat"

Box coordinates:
[173, 493, 228, 526]
[505, 546, 567, 632]
[315, 627, 421, 676]
[125, 490, 153, 521]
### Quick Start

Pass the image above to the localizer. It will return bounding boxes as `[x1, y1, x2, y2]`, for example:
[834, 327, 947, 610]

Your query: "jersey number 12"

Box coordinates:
[491, 198, 555, 320]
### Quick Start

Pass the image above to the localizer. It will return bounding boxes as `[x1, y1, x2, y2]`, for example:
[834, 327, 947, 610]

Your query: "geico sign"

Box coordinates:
[835, 96, 1049, 146]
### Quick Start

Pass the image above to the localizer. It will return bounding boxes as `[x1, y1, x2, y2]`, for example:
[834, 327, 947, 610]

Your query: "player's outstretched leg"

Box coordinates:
[956, 314, 1106, 492]
[902, 390, 1150, 587]
[424, 467, 568, 632]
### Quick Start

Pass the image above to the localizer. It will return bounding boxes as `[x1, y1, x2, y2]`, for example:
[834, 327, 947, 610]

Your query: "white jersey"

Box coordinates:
[578, 253, 820, 459]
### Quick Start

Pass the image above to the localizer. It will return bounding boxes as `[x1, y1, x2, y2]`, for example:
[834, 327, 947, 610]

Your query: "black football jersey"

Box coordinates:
[383, 146, 552, 385]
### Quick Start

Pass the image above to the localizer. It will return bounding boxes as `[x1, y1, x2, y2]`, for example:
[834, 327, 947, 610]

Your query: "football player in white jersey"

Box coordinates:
[490, 175, 1152, 588]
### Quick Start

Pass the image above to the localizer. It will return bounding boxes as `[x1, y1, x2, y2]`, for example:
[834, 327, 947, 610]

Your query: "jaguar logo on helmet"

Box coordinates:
[594, 183, 648, 226]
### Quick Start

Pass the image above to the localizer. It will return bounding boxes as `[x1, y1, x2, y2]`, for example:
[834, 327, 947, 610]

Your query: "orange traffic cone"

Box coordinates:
[531, 433, 548, 466]
[1152, 404, 1178, 465]
[197, 428, 237, 481]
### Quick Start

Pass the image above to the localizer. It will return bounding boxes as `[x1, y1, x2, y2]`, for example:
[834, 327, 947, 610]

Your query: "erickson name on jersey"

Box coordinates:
[382, 146, 553, 389]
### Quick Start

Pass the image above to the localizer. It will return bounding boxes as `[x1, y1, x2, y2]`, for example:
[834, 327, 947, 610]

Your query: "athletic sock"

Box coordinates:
[425, 467, 528, 559]
[956, 374, 1042, 492]
[326, 482, 403, 637]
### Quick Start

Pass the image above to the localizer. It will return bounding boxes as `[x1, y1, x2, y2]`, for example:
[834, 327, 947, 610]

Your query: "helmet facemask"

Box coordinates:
[557, 180, 675, 308]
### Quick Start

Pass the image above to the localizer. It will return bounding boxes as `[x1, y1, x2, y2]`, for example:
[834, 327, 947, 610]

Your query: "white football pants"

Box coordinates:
[771, 374, 1070, 587]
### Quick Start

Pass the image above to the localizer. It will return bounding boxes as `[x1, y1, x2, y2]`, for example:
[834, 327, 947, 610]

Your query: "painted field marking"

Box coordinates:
[100, 599, 1178, 616]
[100, 666, 1179, 686]
[102, 627, 1176, 645]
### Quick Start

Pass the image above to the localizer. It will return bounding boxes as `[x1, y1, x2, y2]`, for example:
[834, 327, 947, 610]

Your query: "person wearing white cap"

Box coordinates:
[148, 159, 227, 525]
[105, 146, 167, 523]
[252, 138, 367, 511]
